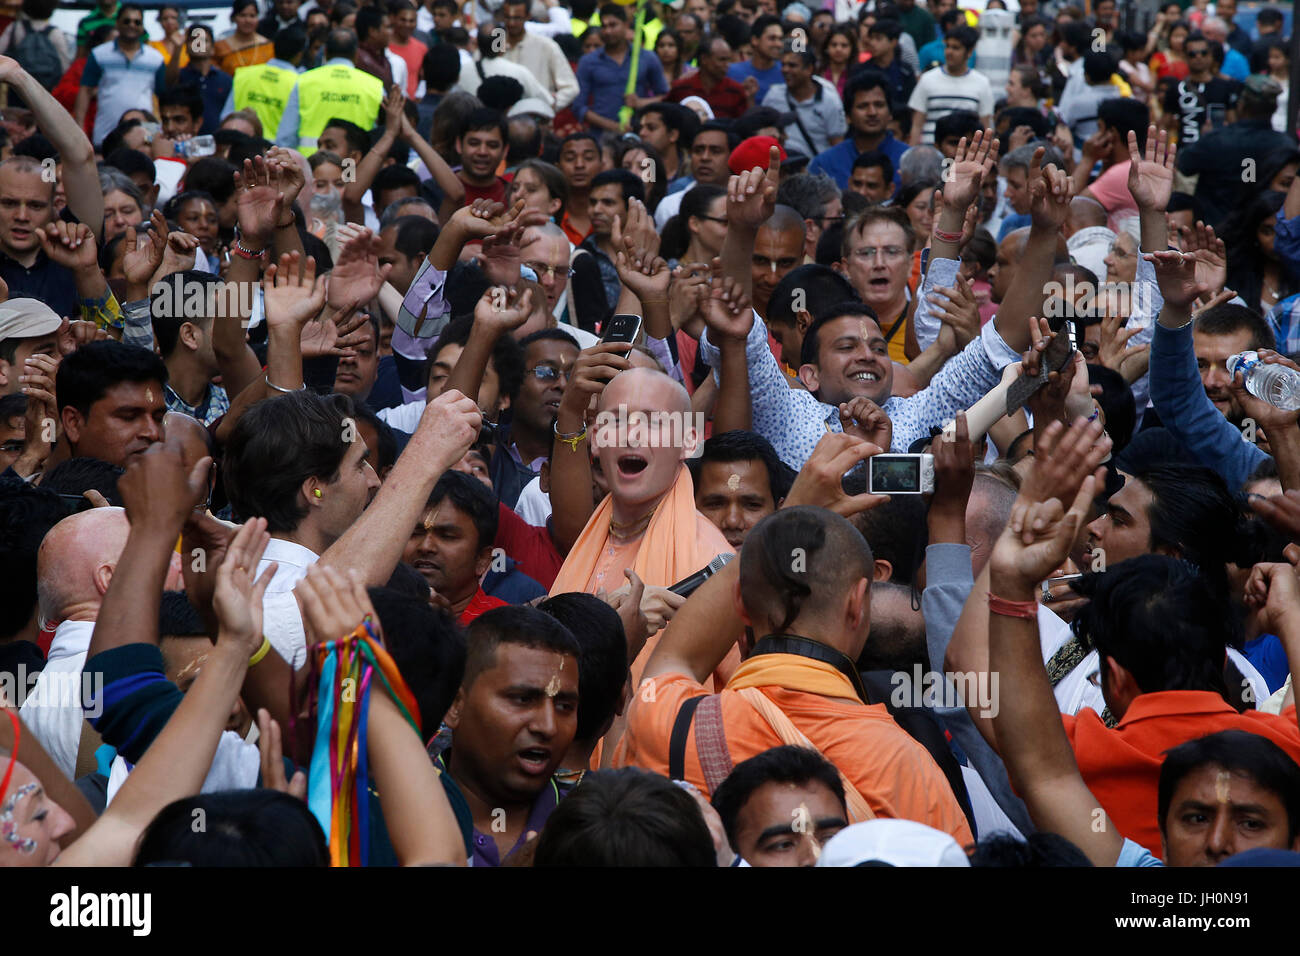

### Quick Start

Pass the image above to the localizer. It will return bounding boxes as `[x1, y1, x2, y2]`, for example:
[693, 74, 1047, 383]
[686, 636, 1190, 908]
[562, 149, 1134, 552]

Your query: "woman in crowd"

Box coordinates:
[215, 0, 274, 74]
[1221, 191, 1297, 315]
[820, 24, 857, 97]
[655, 29, 689, 85]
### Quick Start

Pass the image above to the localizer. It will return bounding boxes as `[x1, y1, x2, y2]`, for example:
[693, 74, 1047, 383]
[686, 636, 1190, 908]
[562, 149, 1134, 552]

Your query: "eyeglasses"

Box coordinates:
[850, 245, 908, 262]
[527, 365, 571, 383]
[523, 261, 575, 280]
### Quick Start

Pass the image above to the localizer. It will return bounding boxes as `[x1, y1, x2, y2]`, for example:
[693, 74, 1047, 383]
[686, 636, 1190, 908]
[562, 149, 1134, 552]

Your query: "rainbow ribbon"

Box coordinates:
[303, 619, 421, 867]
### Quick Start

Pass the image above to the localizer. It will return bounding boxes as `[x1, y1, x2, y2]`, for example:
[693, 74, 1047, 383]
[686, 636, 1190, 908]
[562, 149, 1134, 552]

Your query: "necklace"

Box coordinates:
[609, 510, 653, 540]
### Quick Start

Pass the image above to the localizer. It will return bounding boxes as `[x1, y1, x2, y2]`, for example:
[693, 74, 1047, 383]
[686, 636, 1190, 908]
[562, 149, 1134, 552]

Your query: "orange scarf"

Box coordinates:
[725, 653, 860, 700]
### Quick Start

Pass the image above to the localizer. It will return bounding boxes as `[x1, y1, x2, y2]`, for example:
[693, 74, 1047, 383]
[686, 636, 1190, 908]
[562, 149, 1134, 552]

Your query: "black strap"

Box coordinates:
[881, 308, 906, 344]
[668, 695, 705, 781]
[750, 635, 871, 704]
[785, 87, 819, 157]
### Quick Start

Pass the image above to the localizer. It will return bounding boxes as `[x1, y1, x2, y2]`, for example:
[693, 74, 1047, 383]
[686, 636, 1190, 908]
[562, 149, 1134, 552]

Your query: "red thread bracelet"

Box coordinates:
[988, 593, 1038, 619]
[933, 227, 963, 243]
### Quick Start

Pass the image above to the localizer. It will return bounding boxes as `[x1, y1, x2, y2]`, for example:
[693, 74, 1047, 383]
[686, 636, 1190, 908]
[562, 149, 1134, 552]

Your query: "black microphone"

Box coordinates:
[668, 553, 735, 598]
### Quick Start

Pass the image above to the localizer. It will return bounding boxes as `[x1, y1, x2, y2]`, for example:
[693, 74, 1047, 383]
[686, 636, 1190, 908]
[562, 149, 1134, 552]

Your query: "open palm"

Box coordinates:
[943, 128, 998, 209]
[1126, 125, 1175, 214]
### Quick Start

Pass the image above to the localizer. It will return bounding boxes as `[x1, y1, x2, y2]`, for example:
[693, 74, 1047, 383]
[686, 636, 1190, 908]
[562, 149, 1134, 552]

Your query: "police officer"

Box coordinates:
[275, 28, 384, 154]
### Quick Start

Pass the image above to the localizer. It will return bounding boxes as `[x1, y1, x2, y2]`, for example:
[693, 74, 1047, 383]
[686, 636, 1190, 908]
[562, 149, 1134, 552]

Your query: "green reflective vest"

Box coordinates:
[232, 62, 299, 141]
[293, 63, 384, 154]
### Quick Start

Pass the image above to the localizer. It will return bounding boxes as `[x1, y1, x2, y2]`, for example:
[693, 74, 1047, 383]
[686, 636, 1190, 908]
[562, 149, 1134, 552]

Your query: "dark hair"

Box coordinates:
[867, 18, 901, 41]
[638, 101, 698, 151]
[851, 149, 894, 181]
[223, 390, 358, 533]
[1158, 730, 1300, 842]
[105, 147, 157, 185]
[598, 2, 629, 23]
[534, 768, 717, 866]
[842, 68, 892, 115]
[325, 25, 358, 59]
[1072, 555, 1232, 698]
[0, 476, 67, 639]
[462, 604, 581, 688]
[1059, 20, 1093, 53]
[12, 134, 55, 164]
[1221, 193, 1295, 310]
[947, 24, 979, 52]
[158, 87, 204, 121]
[348, 401, 398, 474]
[660, 184, 726, 259]
[427, 469, 497, 552]
[391, 214, 439, 260]
[750, 12, 782, 40]
[1008, 64, 1048, 101]
[134, 790, 329, 866]
[182, 156, 238, 206]
[150, 269, 223, 356]
[519, 327, 580, 352]
[590, 167, 646, 205]
[369, 587, 466, 738]
[800, 300, 878, 369]
[56, 341, 167, 419]
[477, 74, 524, 112]
[273, 23, 308, 61]
[322, 117, 370, 156]
[1082, 50, 1116, 84]
[739, 506, 873, 633]
[688, 429, 796, 505]
[355, 5, 385, 41]
[969, 832, 1094, 866]
[711, 746, 846, 850]
[158, 589, 206, 638]
[934, 109, 980, 144]
[39, 457, 125, 505]
[1096, 98, 1150, 152]
[459, 107, 507, 143]
[1087, 363, 1136, 453]
[1193, 302, 1276, 355]
[538, 592, 628, 743]
[372, 164, 421, 206]
[849, 493, 927, 586]
[506, 114, 542, 165]
[422, 42, 462, 91]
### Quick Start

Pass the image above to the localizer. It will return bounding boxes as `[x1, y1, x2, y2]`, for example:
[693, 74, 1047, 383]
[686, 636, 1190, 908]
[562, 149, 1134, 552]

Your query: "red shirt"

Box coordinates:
[390, 38, 427, 97]
[1064, 691, 1300, 854]
[459, 588, 508, 625]
[459, 174, 509, 208]
[665, 72, 750, 118]
[496, 503, 563, 590]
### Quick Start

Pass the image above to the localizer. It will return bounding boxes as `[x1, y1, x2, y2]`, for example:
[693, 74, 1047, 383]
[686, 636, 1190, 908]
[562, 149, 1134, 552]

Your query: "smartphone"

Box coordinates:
[56, 493, 93, 514]
[868, 454, 935, 495]
[601, 313, 643, 345]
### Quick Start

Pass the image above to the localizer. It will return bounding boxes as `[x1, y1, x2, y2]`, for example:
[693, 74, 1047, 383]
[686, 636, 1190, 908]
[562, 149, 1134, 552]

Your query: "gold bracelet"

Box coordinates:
[249, 636, 272, 667]
[553, 420, 587, 452]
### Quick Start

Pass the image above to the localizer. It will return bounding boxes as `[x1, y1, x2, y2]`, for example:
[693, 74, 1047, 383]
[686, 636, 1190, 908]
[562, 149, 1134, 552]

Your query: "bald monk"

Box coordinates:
[21, 507, 131, 779]
[549, 356, 733, 686]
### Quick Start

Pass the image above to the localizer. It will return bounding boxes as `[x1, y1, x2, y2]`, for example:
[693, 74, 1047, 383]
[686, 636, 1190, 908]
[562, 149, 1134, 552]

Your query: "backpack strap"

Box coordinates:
[667, 694, 703, 782]
[693, 693, 734, 794]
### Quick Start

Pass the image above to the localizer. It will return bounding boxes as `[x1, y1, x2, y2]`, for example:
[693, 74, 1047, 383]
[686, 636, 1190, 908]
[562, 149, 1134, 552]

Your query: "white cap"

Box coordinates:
[0, 298, 62, 344]
[1065, 225, 1117, 283]
[509, 97, 556, 120]
[815, 819, 971, 867]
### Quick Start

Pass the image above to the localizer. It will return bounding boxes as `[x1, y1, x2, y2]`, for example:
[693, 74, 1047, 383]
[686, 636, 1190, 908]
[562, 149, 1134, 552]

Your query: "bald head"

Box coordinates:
[599, 366, 690, 416]
[164, 412, 213, 468]
[966, 473, 1018, 575]
[36, 507, 130, 621]
[859, 580, 926, 672]
[764, 204, 807, 235]
[594, 368, 696, 511]
[1069, 196, 1108, 231]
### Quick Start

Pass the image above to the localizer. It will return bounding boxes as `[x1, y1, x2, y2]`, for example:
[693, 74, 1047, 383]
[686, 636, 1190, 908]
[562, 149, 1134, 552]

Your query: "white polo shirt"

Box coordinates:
[82, 39, 166, 146]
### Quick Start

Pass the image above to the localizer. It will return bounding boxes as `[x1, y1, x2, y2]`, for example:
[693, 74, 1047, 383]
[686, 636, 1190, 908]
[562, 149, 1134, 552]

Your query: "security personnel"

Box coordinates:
[275, 28, 384, 155]
[226, 25, 307, 139]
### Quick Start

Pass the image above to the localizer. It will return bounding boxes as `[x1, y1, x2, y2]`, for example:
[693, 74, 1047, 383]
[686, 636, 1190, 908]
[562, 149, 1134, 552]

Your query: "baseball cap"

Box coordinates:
[728, 135, 787, 174]
[1244, 75, 1283, 99]
[815, 819, 972, 867]
[0, 298, 62, 344]
[508, 97, 556, 120]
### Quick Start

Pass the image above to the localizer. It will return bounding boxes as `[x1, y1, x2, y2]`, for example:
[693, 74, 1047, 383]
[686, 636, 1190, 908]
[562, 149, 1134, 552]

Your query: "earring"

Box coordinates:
[313, 489, 323, 499]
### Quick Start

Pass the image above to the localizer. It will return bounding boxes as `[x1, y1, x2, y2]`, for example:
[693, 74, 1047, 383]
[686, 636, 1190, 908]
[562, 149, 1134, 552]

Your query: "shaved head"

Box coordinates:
[595, 368, 696, 515]
[764, 204, 807, 234]
[36, 507, 130, 621]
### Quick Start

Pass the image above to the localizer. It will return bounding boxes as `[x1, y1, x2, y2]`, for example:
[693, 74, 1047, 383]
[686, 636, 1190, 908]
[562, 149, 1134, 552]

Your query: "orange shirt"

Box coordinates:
[1065, 690, 1300, 855]
[616, 663, 975, 845]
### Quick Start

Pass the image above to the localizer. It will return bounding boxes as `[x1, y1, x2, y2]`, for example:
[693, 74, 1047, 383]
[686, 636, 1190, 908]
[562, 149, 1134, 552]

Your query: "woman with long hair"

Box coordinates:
[1255, 39, 1291, 134]
[509, 158, 570, 228]
[820, 24, 857, 96]
[660, 184, 726, 265]
[1013, 16, 1051, 69]
[655, 29, 689, 84]
[148, 5, 188, 68]
[617, 138, 667, 213]
[215, 0, 273, 74]
[1221, 191, 1298, 314]
[1150, 19, 1190, 81]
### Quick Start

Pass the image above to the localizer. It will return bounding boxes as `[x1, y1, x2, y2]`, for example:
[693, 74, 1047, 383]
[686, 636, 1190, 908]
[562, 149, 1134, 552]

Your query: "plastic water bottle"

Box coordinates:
[174, 135, 216, 159]
[1227, 351, 1300, 411]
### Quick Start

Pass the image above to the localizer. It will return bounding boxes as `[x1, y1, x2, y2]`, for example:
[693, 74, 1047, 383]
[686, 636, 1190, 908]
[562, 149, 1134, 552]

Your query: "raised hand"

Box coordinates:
[928, 273, 981, 348]
[838, 396, 892, 451]
[615, 197, 661, 261]
[1229, 349, 1300, 432]
[698, 272, 754, 344]
[1096, 310, 1150, 384]
[265, 146, 306, 211]
[480, 204, 548, 286]
[450, 197, 526, 241]
[1022, 317, 1088, 426]
[1027, 148, 1073, 231]
[382, 83, 405, 134]
[14, 352, 57, 476]
[295, 562, 381, 647]
[327, 227, 392, 311]
[1127, 124, 1175, 214]
[36, 220, 98, 271]
[668, 262, 710, 335]
[212, 516, 276, 657]
[1251, 490, 1300, 542]
[116, 436, 213, 536]
[1177, 220, 1227, 297]
[262, 251, 327, 329]
[783, 431, 890, 516]
[234, 155, 287, 244]
[1243, 560, 1300, 639]
[989, 473, 1099, 587]
[931, 410, 974, 517]
[942, 128, 999, 210]
[1145, 246, 1213, 309]
[727, 145, 781, 229]
[1019, 415, 1110, 511]
[123, 210, 169, 291]
[473, 284, 535, 335]
[258, 708, 307, 799]
[154, 231, 201, 282]
[410, 388, 484, 467]
[557, 341, 634, 430]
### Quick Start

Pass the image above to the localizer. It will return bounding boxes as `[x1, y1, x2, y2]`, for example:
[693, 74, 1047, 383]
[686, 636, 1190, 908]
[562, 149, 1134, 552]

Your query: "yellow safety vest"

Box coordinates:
[293, 62, 384, 154]
[232, 62, 299, 141]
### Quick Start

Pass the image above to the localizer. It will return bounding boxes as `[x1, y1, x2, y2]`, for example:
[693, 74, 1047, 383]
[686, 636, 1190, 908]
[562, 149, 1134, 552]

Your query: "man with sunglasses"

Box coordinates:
[1160, 34, 1239, 147]
[75, 4, 165, 147]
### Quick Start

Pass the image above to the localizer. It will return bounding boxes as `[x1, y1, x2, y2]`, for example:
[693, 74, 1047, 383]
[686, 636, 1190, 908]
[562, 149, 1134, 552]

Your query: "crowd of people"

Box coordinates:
[1, 0, 1300, 871]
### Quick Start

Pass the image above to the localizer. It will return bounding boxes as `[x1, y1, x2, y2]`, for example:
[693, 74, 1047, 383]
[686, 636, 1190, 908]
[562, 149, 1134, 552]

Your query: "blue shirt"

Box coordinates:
[1221, 47, 1249, 80]
[997, 213, 1032, 241]
[573, 45, 667, 124]
[726, 59, 784, 103]
[1148, 320, 1268, 491]
[808, 131, 908, 190]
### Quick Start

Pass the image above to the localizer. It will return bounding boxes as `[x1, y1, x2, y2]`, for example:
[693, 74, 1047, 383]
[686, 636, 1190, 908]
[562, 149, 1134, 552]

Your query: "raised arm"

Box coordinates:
[398, 111, 465, 222]
[698, 272, 754, 435]
[445, 283, 534, 403]
[343, 87, 404, 224]
[0, 55, 103, 239]
[720, 145, 780, 301]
